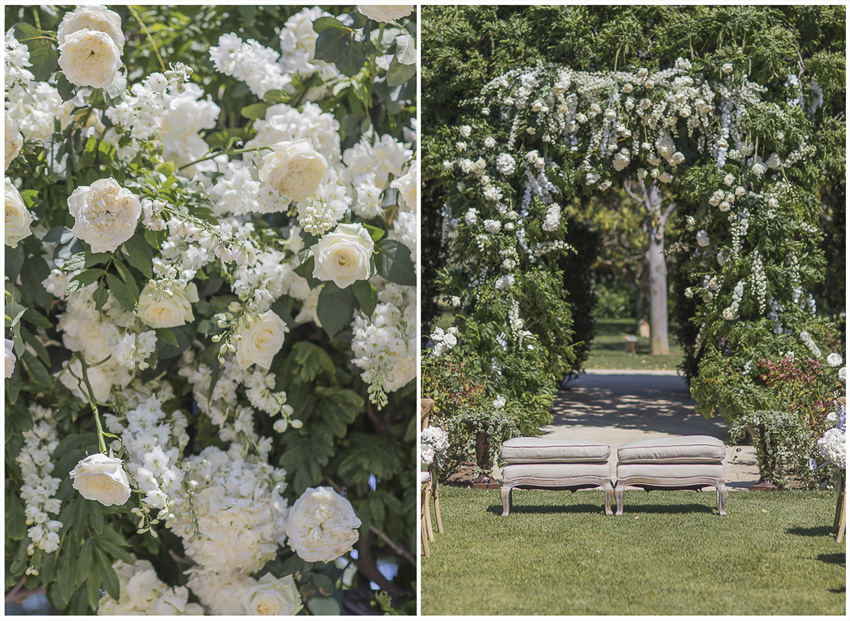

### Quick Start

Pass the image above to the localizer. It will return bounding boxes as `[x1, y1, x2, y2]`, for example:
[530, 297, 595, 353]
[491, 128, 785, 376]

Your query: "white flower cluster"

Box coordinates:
[722, 280, 745, 321]
[210, 33, 290, 99]
[799, 331, 822, 359]
[98, 558, 203, 615]
[429, 326, 458, 357]
[15, 406, 62, 562]
[818, 428, 846, 470]
[421, 425, 450, 467]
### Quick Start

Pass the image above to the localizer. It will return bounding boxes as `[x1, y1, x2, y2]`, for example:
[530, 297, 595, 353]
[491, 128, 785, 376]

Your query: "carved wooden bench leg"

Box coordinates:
[603, 480, 614, 516]
[716, 481, 728, 516]
[614, 482, 625, 516]
[500, 484, 512, 516]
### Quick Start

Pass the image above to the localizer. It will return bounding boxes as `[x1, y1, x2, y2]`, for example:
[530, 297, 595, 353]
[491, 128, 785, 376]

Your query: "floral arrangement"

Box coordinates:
[818, 401, 846, 471]
[5, 4, 416, 615]
[426, 51, 843, 470]
[420, 426, 449, 469]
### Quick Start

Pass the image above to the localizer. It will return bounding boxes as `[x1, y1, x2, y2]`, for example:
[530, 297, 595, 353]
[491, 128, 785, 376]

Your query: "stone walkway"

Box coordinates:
[495, 370, 760, 489]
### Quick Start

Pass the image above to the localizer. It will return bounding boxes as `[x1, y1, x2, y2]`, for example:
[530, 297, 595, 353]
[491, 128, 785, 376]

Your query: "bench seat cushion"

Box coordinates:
[617, 462, 725, 480]
[501, 437, 610, 464]
[503, 462, 611, 482]
[617, 435, 725, 464]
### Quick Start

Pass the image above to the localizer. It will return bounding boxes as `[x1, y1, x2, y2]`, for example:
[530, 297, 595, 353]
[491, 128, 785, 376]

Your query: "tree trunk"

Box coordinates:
[646, 185, 671, 356]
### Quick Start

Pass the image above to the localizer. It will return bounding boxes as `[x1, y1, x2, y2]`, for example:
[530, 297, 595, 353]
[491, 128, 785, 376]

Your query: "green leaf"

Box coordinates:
[352, 280, 378, 317]
[56, 73, 77, 101]
[387, 56, 417, 87]
[84, 252, 111, 268]
[121, 234, 154, 279]
[14, 23, 58, 82]
[375, 239, 416, 286]
[76, 540, 93, 589]
[364, 224, 386, 242]
[73, 268, 105, 287]
[112, 257, 140, 300]
[57, 549, 75, 609]
[293, 255, 322, 289]
[94, 546, 120, 601]
[317, 283, 355, 338]
[92, 283, 109, 311]
[308, 597, 341, 615]
[5, 244, 24, 279]
[93, 538, 134, 565]
[313, 16, 350, 33]
[86, 565, 101, 610]
[394, 33, 417, 65]
[314, 29, 368, 78]
[105, 273, 137, 312]
[242, 102, 270, 119]
[290, 341, 336, 383]
[156, 328, 178, 347]
[5, 490, 26, 540]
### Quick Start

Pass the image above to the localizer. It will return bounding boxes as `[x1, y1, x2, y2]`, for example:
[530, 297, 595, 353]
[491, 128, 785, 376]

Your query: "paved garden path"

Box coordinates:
[497, 370, 760, 489]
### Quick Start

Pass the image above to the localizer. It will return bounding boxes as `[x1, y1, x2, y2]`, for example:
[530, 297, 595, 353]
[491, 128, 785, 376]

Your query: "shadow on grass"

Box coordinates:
[615, 503, 715, 515]
[485, 503, 604, 516]
[817, 552, 846, 566]
[787, 525, 835, 537]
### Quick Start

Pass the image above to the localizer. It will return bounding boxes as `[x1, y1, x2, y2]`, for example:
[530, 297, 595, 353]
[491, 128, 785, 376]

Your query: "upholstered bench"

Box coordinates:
[500, 437, 613, 516]
[614, 435, 728, 516]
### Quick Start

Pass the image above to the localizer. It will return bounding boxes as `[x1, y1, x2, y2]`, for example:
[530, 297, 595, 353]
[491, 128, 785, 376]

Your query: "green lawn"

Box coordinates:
[584, 318, 684, 371]
[421, 487, 846, 615]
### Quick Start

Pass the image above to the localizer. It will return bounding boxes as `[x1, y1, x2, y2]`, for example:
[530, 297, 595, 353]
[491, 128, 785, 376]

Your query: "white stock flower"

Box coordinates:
[5, 339, 16, 378]
[357, 6, 413, 22]
[137, 282, 199, 328]
[58, 29, 122, 89]
[244, 573, 303, 616]
[57, 5, 125, 52]
[312, 223, 374, 289]
[5, 112, 23, 170]
[285, 487, 361, 562]
[234, 310, 288, 370]
[68, 178, 141, 253]
[5, 179, 32, 247]
[70, 453, 131, 506]
[259, 139, 328, 202]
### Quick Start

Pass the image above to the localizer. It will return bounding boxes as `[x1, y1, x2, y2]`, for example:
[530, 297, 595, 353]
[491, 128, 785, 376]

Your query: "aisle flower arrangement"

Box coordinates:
[5, 4, 417, 615]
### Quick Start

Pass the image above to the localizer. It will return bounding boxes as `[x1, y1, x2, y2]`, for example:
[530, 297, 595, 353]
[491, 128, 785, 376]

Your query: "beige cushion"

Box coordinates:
[617, 462, 725, 480]
[503, 462, 611, 481]
[617, 435, 725, 464]
[501, 437, 610, 464]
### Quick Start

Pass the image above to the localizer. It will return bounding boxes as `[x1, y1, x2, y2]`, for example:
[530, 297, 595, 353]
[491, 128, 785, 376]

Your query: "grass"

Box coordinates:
[421, 487, 846, 615]
[584, 318, 684, 371]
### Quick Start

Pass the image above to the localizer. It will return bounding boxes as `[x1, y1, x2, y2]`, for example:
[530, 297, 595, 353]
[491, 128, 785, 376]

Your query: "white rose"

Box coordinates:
[696, 230, 710, 247]
[391, 162, 418, 211]
[259, 139, 328, 202]
[827, 353, 842, 368]
[285, 487, 361, 563]
[723, 173, 735, 186]
[356, 5, 413, 22]
[722, 63, 733, 74]
[312, 223, 374, 289]
[5, 339, 16, 379]
[68, 178, 141, 253]
[5, 179, 33, 247]
[243, 574, 303, 616]
[58, 29, 122, 89]
[235, 310, 288, 370]
[5, 112, 23, 170]
[137, 282, 198, 328]
[70, 453, 131, 506]
[57, 5, 125, 52]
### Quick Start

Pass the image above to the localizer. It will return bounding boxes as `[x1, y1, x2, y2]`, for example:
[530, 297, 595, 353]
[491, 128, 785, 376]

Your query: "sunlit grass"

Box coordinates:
[584, 318, 684, 371]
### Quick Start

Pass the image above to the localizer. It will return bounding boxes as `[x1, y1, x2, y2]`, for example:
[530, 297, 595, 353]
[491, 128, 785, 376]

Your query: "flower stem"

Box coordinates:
[73, 355, 109, 454]
[177, 145, 273, 171]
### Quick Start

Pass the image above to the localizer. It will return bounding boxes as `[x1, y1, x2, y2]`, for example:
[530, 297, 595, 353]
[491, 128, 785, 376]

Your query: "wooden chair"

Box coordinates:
[833, 472, 846, 544]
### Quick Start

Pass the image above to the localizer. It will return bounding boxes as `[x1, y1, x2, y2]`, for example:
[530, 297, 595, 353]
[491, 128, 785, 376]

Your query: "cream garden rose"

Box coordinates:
[57, 5, 125, 52]
[391, 161, 418, 211]
[234, 310, 288, 370]
[5, 112, 23, 170]
[5, 179, 33, 247]
[68, 178, 141, 253]
[58, 29, 122, 89]
[357, 5, 414, 22]
[285, 486, 361, 563]
[70, 453, 131, 506]
[312, 223, 374, 289]
[243, 573, 303, 616]
[137, 282, 199, 328]
[4, 339, 16, 379]
[259, 139, 328, 201]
